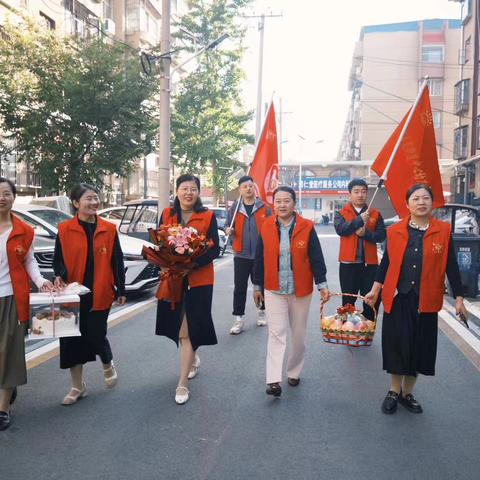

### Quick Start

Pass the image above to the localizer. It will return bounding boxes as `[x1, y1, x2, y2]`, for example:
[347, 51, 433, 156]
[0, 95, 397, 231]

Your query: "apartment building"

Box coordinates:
[450, 0, 480, 206]
[338, 19, 461, 194]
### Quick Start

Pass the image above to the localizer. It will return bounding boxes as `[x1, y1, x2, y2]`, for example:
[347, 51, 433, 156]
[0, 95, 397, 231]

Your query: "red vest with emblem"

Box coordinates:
[7, 215, 35, 323]
[338, 204, 380, 265]
[232, 203, 269, 254]
[382, 217, 451, 313]
[162, 207, 215, 287]
[58, 215, 117, 311]
[261, 214, 314, 297]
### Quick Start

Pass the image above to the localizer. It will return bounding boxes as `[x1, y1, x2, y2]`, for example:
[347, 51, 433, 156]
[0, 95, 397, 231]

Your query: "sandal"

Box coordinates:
[103, 362, 118, 389]
[175, 386, 189, 405]
[62, 382, 87, 406]
[188, 354, 201, 380]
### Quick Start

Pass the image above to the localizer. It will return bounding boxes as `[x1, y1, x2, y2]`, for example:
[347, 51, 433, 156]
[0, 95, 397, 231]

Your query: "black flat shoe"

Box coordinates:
[266, 383, 282, 397]
[399, 393, 423, 414]
[381, 390, 399, 414]
[10, 387, 17, 405]
[0, 411, 11, 431]
[288, 378, 300, 387]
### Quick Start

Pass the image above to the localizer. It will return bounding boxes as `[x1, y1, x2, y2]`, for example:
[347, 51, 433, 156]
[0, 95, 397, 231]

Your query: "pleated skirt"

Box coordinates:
[382, 291, 438, 377]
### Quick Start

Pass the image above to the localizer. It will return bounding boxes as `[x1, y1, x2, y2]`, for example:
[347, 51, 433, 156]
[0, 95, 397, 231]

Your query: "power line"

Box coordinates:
[360, 80, 471, 120]
[359, 54, 475, 71]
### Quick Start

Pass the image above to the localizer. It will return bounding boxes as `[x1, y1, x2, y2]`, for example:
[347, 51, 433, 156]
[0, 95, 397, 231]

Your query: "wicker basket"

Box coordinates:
[320, 293, 377, 347]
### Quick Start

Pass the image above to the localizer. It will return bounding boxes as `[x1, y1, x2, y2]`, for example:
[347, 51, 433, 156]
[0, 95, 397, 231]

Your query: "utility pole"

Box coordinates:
[157, 0, 172, 216]
[244, 12, 282, 142]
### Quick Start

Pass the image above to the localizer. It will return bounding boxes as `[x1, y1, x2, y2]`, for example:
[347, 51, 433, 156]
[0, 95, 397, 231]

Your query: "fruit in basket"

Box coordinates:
[321, 317, 331, 329]
[354, 321, 366, 332]
[330, 319, 343, 331]
[366, 320, 376, 331]
[341, 321, 354, 332]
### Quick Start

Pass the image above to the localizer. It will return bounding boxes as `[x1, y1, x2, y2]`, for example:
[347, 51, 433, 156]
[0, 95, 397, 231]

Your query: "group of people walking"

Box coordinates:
[0, 173, 469, 431]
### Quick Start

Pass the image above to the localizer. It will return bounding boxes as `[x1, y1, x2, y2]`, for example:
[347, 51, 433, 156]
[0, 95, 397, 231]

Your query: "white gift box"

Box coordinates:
[29, 292, 81, 339]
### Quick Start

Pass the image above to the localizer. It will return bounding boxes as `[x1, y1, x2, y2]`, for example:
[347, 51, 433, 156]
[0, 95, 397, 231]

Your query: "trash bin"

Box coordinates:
[452, 234, 480, 298]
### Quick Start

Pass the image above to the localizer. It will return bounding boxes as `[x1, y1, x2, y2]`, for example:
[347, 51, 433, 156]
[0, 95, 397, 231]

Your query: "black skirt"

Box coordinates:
[155, 284, 217, 351]
[59, 294, 112, 369]
[382, 291, 438, 377]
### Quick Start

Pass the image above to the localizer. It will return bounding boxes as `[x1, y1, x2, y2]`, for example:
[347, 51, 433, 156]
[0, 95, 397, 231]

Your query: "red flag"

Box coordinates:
[249, 102, 279, 207]
[371, 86, 445, 218]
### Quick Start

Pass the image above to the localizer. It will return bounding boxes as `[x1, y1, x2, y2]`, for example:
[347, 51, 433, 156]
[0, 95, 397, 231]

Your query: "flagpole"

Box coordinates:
[368, 78, 429, 209]
[223, 99, 276, 252]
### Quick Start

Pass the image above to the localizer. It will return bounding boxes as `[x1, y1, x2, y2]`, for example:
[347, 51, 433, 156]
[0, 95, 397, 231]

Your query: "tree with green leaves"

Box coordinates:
[0, 16, 158, 193]
[171, 0, 254, 203]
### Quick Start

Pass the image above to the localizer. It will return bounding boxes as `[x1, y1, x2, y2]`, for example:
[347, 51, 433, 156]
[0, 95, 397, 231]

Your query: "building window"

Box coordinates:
[462, 0, 472, 24]
[454, 125, 468, 160]
[464, 36, 471, 64]
[432, 111, 441, 129]
[455, 79, 470, 114]
[421, 78, 443, 96]
[103, 0, 113, 20]
[39, 12, 56, 30]
[421, 45, 444, 64]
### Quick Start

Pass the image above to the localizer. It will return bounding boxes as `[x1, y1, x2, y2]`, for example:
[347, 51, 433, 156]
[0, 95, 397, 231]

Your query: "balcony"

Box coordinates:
[455, 79, 470, 115]
[454, 125, 468, 160]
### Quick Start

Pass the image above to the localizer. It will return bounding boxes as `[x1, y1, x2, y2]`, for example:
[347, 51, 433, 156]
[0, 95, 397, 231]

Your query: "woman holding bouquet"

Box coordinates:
[53, 183, 126, 405]
[252, 186, 329, 397]
[156, 174, 220, 405]
[0, 178, 53, 431]
[365, 184, 467, 415]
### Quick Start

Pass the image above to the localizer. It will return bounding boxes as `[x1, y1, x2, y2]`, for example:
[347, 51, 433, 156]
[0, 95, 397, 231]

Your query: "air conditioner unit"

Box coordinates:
[104, 19, 115, 35]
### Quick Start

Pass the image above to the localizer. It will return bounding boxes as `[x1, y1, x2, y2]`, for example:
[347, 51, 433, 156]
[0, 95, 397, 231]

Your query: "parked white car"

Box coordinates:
[12, 204, 159, 294]
[98, 203, 227, 252]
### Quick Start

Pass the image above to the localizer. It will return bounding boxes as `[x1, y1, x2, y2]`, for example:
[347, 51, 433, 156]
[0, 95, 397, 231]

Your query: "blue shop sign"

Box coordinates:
[292, 177, 350, 191]
[457, 248, 472, 272]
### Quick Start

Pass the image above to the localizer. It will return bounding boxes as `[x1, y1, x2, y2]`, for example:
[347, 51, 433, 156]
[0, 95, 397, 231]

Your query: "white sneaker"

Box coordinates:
[175, 386, 189, 405]
[229, 316, 245, 335]
[256, 310, 267, 327]
[188, 354, 201, 380]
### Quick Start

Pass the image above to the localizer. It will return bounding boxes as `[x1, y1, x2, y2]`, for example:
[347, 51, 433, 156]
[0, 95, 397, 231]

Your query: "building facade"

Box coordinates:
[451, 0, 480, 206]
[338, 18, 461, 198]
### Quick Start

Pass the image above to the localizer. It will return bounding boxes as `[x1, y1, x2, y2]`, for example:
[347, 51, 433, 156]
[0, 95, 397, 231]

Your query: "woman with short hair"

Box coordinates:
[366, 184, 467, 415]
[253, 186, 329, 397]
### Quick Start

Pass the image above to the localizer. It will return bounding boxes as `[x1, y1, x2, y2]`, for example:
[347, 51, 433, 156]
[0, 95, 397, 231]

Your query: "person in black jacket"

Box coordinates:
[252, 186, 329, 397]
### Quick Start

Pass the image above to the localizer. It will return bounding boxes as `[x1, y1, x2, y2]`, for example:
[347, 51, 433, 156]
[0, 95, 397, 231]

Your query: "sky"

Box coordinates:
[240, 0, 462, 164]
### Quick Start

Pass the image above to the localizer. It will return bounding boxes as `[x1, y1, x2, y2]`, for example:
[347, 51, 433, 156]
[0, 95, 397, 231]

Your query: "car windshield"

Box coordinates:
[31, 209, 72, 228]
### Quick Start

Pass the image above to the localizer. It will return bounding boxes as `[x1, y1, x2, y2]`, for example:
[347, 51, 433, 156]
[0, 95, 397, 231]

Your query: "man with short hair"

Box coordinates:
[226, 176, 271, 334]
[334, 178, 386, 320]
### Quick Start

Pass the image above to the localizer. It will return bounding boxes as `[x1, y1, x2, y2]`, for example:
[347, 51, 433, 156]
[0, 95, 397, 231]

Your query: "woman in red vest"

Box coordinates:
[252, 186, 329, 397]
[365, 184, 467, 415]
[0, 178, 53, 431]
[53, 184, 126, 406]
[156, 174, 220, 405]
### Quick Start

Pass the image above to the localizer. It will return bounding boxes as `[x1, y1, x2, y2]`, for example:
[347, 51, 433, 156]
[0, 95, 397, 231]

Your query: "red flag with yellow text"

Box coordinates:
[371, 86, 444, 218]
[249, 102, 279, 207]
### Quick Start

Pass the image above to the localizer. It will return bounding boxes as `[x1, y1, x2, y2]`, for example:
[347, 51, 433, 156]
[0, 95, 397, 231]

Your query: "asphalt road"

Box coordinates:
[2, 226, 480, 480]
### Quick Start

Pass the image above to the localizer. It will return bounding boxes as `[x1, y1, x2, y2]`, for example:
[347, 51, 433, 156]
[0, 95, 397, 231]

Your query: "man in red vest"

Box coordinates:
[226, 175, 271, 334]
[334, 178, 386, 319]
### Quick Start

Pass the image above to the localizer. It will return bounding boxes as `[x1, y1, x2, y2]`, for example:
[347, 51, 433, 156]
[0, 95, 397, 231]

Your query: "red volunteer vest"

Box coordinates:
[382, 217, 451, 313]
[162, 207, 215, 287]
[338, 204, 380, 265]
[261, 214, 314, 297]
[58, 215, 117, 311]
[7, 215, 35, 323]
[232, 203, 269, 254]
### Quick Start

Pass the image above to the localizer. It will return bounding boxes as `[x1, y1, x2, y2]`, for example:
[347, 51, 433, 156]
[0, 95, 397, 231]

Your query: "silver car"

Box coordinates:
[12, 204, 159, 294]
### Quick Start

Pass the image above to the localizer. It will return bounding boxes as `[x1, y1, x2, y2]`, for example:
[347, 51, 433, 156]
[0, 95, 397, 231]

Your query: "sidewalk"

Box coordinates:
[2, 236, 480, 480]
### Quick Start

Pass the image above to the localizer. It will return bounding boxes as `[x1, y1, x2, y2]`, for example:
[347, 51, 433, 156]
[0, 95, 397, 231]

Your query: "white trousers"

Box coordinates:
[265, 290, 312, 384]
